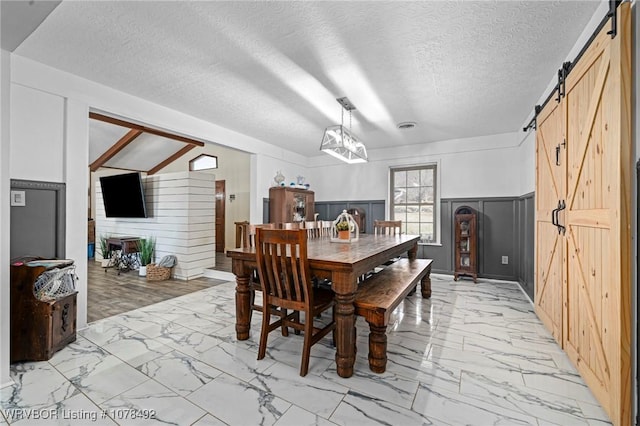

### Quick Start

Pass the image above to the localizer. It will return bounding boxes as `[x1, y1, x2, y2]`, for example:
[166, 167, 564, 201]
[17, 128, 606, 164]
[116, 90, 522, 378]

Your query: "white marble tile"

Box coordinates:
[101, 332, 173, 367]
[330, 391, 441, 426]
[323, 358, 419, 410]
[459, 370, 591, 425]
[109, 310, 173, 338]
[187, 373, 291, 426]
[522, 365, 601, 405]
[576, 400, 612, 425]
[152, 325, 223, 358]
[171, 311, 231, 334]
[48, 337, 109, 374]
[191, 414, 228, 426]
[10, 393, 117, 425]
[427, 346, 526, 387]
[194, 342, 275, 382]
[260, 333, 335, 376]
[138, 351, 222, 396]
[2, 274, 613, 426]
[65, 355, 150, 405]
[274, 405, 338, 426]
[252, 362, 349, 418]
[100, 379, 205, 425]
[78, 319, 136, 347]
[1, 363, 78, 412]
[413, 382, 539, 425]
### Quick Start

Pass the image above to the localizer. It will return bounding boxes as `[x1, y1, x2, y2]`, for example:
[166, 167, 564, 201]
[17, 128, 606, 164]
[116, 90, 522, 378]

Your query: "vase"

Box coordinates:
[101, 259, 110, 268]
[338, 230, 350, 240]
[139, 265, 147, 276]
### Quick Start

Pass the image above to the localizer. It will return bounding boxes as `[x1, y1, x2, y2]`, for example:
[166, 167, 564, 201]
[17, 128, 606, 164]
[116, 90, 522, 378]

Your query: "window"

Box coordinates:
[189, 154, 218, 171]
[390, 164, 438, 243]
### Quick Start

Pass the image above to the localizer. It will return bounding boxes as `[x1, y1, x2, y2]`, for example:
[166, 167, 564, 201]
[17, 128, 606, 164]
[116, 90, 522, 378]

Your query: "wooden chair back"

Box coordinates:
[280, 222, 301, 230]
[234, 221, 250, 248]
[255, 229, 312, 312]
[245, 223, 277, 248]
[304, 221, 320, 239]
[373, 220, 402, 236]
[318, 220, 333, 237]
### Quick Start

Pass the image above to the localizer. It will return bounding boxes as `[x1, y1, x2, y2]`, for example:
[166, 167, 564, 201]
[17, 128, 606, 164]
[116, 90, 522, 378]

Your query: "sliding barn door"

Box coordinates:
[534, 4, 631, 424]
[563, 6, 631, 423]
[534, 99, 565, 346]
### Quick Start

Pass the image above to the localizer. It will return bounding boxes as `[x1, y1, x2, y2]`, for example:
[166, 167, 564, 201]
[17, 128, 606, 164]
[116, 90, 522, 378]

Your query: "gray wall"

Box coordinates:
[298, 196, 536, 300]
[10, 180, 66, 260]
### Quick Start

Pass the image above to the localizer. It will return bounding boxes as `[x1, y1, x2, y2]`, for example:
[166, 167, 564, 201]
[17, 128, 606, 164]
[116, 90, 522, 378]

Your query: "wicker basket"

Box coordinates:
[146, 263, 171, 281]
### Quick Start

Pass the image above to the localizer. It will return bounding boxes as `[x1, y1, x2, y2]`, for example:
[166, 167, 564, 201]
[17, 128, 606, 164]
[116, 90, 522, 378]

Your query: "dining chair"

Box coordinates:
[318, 220, 333, 237]
[239, 223, 290, 334]
[255, 228, 335, 376]
[304, 221, 320, 239]
[373, 220, 402, 236]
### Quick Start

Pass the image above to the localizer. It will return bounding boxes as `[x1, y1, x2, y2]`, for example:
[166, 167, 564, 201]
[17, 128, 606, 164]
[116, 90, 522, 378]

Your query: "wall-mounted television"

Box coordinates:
[99, 172, 148, 218]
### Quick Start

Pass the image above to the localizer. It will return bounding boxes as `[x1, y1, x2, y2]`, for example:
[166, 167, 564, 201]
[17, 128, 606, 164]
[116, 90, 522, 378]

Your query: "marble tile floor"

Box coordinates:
[1, 275, 611, 425]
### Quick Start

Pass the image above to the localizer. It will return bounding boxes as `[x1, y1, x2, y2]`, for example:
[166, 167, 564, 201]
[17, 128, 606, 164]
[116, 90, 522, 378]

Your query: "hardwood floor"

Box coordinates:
[87, 259, 229, 323]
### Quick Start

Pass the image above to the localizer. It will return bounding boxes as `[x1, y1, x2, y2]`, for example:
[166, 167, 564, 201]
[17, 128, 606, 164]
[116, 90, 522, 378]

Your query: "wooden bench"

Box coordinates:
[354, 258, 433, 373]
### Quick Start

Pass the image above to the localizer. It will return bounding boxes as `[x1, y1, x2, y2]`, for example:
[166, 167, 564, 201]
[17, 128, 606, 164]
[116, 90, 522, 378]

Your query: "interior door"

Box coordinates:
[534, 98, 565, 346]
[215, 180, 225, 253]
[562, 4, 631, 423]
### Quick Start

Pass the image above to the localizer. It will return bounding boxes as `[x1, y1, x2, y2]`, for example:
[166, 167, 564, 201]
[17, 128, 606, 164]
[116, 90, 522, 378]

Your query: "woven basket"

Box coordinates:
[146, 263, 171, 281]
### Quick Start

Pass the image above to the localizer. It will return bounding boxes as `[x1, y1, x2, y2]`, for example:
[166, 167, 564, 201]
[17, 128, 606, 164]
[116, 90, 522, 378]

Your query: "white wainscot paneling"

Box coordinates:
[95, 171, 215, 280]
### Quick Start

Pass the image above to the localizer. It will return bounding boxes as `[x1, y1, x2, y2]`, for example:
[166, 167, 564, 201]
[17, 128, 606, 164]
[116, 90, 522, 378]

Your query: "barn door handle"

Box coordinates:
[556, 200, 566, 235]
[555, 140, 566, 166]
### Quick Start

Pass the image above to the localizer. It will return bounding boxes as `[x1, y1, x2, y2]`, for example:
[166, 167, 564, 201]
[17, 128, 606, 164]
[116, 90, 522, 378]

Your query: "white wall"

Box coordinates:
[0, 48, 11, 388]
[306, 132, 524, 202]
[158, 144, 250, 250]
[95, 172, 215, 280]
[518, 131, 536, 195]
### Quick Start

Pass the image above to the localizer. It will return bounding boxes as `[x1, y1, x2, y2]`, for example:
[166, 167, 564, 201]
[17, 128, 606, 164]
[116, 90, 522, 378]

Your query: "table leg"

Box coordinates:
[332, 272, 356, 378]
[234, 266, 252, 340]
[421, 266, 432, 299]
[408, 242, 418, 260]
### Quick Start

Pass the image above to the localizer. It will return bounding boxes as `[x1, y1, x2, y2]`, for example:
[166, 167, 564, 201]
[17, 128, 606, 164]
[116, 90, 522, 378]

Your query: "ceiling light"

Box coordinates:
[320, 97, 368, 164]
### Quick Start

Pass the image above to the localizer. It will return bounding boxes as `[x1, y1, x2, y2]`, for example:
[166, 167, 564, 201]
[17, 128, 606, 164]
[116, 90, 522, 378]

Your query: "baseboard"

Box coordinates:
[203, 268, 235, 281]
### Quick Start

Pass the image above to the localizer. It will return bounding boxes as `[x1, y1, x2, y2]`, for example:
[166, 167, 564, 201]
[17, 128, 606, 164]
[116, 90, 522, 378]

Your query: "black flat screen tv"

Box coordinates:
[99, 172, 148, 218]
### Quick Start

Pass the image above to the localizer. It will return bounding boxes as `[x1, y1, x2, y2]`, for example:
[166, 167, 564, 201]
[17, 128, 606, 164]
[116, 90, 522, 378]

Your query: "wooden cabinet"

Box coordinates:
[269, 187, 314, 224]
[453, 206, 477, 283]
[10, 258, 78, 362]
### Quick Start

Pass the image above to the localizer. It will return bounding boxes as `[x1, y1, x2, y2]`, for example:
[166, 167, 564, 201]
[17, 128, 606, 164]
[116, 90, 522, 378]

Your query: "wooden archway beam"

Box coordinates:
[89, 129, 143, 171]
[89, 112, 205, 147]
[147, 145, 196, 175]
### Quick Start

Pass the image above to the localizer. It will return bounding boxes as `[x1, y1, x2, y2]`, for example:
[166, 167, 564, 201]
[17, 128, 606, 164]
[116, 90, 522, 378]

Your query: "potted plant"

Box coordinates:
[336, 220, 351, 240]
[97, 234, 112, 267]
[137, 237, 156, 276]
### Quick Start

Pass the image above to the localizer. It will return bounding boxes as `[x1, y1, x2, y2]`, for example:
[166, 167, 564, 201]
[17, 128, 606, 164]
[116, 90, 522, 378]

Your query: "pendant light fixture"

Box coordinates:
[319, 97, 368, 164]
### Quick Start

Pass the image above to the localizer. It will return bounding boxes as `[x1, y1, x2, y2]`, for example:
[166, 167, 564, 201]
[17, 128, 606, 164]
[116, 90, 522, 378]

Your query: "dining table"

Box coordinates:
[226, 233, 424, 378]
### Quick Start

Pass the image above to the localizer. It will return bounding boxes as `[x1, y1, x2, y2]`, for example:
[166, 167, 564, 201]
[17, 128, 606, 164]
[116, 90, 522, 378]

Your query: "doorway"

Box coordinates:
[215, 180, 225, 253]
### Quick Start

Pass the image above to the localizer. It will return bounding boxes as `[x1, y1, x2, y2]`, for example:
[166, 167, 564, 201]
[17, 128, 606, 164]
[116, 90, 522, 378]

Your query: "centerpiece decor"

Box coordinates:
[331, 210, 359, 243]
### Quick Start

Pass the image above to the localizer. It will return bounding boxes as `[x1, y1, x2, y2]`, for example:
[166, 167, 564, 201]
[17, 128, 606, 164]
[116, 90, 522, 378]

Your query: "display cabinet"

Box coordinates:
[453, 206, 477, 282]
[269, 187, 315, 224]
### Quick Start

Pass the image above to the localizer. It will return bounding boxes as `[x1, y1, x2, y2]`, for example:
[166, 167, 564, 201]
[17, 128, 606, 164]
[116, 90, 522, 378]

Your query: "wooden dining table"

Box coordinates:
[226, 233, 423, 378]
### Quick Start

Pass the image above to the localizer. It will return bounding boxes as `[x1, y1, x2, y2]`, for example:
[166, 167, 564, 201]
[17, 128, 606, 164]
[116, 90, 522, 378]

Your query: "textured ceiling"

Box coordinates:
[10, 1, 601, 159]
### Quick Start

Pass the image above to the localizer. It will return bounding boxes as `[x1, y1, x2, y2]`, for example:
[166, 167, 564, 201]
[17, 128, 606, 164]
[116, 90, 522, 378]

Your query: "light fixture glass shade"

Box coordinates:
[319, 124, 368, 164]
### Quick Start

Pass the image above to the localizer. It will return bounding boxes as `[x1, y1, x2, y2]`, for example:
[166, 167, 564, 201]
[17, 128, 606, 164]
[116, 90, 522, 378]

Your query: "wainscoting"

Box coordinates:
[313, 195, 535, 299]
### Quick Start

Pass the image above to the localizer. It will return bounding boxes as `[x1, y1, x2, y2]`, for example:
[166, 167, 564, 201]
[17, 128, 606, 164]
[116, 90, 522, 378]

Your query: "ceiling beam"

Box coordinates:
[90, 112, 205, 147]
[147, 145, 197, 175]
[89, 129, 143, 171]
